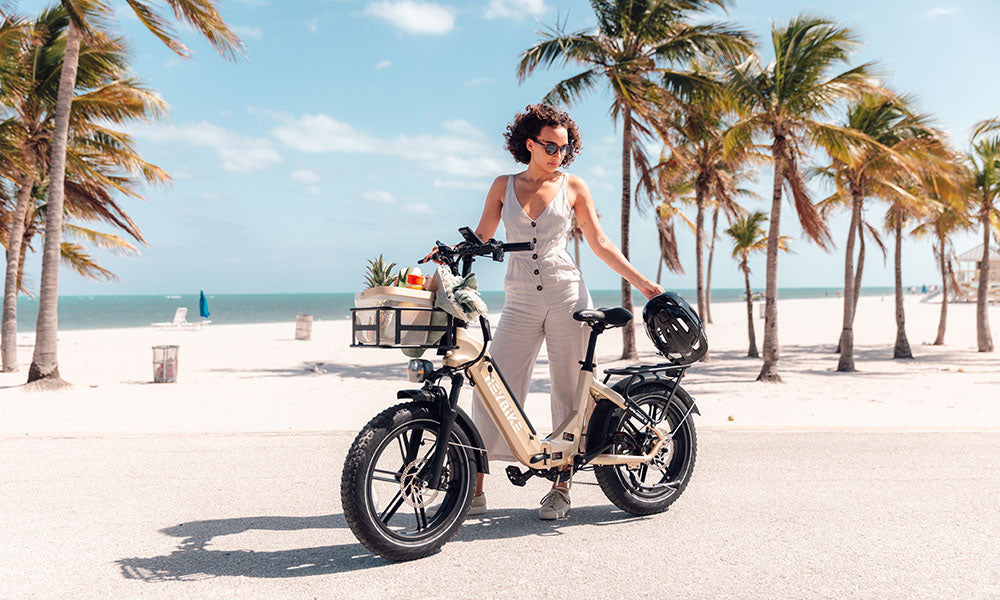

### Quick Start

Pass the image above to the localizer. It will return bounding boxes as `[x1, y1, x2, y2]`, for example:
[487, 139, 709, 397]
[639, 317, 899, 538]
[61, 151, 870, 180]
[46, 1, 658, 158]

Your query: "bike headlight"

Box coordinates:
[407, 359, 433, 383]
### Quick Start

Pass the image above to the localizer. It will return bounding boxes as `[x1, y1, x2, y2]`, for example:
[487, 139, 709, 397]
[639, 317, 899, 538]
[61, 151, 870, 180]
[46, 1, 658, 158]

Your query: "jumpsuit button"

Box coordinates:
[537, 285, 543, 291]
[531, 221, 536, 227]
[532, 253, 538, 259]
[533, 269, 539, 275]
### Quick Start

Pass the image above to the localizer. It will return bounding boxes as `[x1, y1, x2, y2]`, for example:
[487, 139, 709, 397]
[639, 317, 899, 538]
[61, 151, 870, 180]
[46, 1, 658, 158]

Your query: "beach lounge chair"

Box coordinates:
[152, 307, 207, 330]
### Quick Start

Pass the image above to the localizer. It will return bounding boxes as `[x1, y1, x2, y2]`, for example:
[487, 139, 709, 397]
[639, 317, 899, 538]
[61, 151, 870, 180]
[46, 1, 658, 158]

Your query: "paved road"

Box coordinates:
[1, 429, 998, 599]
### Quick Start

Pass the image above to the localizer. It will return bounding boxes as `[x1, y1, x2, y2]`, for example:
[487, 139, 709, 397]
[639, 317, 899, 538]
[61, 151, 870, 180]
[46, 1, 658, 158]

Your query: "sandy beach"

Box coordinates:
[2, 295, 998, 436]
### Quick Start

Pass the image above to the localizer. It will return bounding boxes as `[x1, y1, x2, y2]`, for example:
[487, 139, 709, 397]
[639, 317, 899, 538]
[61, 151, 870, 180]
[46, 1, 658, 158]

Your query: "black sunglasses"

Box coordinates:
[533, 138, 571, 156]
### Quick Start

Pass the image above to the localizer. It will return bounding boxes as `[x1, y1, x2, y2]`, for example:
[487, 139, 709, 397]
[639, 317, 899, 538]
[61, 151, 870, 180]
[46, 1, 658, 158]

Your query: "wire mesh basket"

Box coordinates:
[350, 306, 457, 349]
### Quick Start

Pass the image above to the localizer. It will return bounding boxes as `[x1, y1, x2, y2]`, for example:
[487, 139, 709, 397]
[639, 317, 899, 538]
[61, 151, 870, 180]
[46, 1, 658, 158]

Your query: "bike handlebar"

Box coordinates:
[502, 241, 535, 252]
[416, 228, 535, 272]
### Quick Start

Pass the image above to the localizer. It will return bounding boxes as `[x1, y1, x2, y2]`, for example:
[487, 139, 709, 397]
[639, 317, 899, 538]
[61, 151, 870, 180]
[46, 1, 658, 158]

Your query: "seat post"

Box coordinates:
[579, 325, 604, 372]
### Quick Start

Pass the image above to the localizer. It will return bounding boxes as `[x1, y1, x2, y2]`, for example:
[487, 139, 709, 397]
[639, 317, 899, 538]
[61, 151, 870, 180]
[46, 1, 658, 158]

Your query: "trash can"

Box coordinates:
[295, 314, 313, 341]
[152, 345, 179, 383]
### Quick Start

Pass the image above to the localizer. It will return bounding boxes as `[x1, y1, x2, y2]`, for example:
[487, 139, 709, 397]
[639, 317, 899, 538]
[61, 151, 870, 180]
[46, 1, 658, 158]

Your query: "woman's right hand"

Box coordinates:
[422, 247, 442, 265]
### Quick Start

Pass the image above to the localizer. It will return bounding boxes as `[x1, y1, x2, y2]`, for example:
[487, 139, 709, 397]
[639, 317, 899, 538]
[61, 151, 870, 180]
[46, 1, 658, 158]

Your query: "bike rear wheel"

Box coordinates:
[341, 401, 476, 561]
[594, 389, 697, 515]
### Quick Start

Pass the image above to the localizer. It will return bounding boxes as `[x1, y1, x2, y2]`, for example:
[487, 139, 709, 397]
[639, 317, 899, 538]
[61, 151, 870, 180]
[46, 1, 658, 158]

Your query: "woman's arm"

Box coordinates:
[473, 176, 507, 241]
[569, 174, 664, 300]
[425, 176, 507, 263]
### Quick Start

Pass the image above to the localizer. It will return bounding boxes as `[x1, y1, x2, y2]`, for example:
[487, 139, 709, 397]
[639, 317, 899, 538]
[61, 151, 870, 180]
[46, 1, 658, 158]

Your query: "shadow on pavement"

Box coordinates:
[117, 506, 649, 580]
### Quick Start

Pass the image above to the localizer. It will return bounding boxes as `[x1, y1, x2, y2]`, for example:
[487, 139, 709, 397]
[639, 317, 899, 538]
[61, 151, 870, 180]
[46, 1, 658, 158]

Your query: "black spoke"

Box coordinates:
[413, 499, 428, 531]
[404, 428, 424, 464]
[379, 491, 405, 523]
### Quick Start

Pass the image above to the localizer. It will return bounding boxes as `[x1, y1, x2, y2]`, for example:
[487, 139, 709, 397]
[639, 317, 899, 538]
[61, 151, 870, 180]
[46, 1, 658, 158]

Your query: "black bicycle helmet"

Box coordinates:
[642, 292, 708, 365]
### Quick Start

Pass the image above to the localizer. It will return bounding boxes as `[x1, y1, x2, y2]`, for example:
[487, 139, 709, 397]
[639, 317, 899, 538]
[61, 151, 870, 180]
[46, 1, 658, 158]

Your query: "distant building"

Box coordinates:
[955, 244, 1000, 302]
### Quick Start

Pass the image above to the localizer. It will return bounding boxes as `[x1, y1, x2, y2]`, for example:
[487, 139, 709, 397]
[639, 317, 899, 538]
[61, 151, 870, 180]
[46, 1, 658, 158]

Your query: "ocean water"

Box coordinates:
[12, 287, 896, 332]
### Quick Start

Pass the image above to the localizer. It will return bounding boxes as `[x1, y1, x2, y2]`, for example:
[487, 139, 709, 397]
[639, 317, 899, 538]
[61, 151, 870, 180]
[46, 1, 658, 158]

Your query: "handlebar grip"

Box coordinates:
[502, 241, 535, 252]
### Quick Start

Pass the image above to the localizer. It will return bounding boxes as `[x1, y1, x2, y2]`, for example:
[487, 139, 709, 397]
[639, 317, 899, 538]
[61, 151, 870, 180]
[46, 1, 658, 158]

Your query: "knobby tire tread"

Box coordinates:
[594, 393, 697, 516]
[340, 401, 475, 561]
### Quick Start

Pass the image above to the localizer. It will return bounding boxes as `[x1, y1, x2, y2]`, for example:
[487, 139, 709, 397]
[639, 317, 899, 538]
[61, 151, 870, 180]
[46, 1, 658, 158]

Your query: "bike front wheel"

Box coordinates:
[340, 401, 476, 561]
[594, 389, 697, 515]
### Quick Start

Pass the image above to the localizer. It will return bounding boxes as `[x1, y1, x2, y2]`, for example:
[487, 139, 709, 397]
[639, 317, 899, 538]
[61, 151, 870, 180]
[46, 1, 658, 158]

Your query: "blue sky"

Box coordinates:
[15, 0, 999, 295]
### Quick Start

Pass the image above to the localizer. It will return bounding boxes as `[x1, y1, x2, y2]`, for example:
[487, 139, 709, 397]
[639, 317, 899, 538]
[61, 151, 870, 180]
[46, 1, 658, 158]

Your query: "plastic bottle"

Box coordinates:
[406, 267, 424, 290]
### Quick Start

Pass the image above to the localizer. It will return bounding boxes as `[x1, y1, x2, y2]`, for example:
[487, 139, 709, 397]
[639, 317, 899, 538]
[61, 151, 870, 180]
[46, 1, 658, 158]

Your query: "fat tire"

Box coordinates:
[341, 401, 476, 561]
[594, 392, 697, 516]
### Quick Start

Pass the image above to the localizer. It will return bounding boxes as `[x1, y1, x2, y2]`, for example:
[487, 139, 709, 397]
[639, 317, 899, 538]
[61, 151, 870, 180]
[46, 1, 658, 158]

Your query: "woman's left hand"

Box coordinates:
[638, 280, 665, 300]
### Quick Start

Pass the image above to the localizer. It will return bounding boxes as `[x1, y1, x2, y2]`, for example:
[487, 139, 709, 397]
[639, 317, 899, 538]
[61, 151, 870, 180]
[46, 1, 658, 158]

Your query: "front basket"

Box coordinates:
[350, 306, 457, 349]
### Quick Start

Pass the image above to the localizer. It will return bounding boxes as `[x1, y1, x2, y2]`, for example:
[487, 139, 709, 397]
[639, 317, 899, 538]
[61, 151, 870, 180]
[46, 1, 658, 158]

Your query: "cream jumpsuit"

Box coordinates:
[473, 173, 592, 462]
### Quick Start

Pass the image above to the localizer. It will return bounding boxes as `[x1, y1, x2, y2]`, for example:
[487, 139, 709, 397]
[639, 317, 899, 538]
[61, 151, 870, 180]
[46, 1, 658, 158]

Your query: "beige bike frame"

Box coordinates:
[443, 326, 665, 469]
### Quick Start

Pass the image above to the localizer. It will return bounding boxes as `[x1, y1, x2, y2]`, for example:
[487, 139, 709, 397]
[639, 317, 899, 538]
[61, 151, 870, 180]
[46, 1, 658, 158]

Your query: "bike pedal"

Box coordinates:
[505, 466, 532, 487]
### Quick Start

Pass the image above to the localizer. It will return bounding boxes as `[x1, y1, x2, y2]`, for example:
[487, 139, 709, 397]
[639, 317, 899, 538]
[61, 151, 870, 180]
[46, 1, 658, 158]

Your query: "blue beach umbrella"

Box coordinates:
[199, 290, 211, 319]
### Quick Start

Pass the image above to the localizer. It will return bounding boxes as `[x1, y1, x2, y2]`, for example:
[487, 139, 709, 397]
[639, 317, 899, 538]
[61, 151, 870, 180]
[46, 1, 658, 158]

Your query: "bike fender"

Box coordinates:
[608, 375, 700, 416]
[396, 389, 490, 475]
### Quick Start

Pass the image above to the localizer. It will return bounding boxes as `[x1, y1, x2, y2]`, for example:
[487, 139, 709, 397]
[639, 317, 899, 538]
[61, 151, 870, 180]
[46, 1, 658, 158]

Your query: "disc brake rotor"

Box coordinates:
[399, 458, 441, 509]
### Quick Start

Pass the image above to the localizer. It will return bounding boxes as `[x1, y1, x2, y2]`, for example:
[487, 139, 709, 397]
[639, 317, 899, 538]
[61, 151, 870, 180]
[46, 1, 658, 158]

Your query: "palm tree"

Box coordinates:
[1, 5, 167, 372]
[653, 82, 749, 326]
[967, 135, 1000, 352]
[27, 0, 241, 384]
[817, 93, 947, 371]
[517, 0, 751, 359]
[725, 210, 767, 357]
[726, 15, 879, 381]
[913, 192, 973, 345]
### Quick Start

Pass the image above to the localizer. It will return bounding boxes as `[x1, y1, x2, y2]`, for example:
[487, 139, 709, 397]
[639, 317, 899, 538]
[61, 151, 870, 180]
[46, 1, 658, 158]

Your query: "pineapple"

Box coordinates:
[363, 255, 397, 289]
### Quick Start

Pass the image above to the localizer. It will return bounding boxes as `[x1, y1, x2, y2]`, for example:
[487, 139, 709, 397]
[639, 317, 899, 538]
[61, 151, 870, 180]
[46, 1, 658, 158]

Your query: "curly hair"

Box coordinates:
[503, 104, 582, 167]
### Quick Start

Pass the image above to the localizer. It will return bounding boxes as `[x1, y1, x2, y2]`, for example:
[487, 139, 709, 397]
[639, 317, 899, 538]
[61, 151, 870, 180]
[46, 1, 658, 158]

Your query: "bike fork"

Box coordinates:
[426, 372, 464, 489]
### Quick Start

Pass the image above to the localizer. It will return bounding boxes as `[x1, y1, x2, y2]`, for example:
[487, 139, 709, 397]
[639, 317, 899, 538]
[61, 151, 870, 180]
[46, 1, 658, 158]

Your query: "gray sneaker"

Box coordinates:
[538, 487, 571, 520]
[468, 493, 487, 516]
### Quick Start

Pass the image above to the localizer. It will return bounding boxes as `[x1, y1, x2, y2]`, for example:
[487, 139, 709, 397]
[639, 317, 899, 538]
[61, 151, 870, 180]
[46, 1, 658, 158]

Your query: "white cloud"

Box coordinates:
[364, 1, 455, 35]
[291, 169, 321, 184]
[462, 75, 494, 87]
[306, 17, 319, 34]
[306, 186, 321, 197]
[591, 165, 608, 178]
[271, 114, 380, 153]
[361, 190, 397, 205]
[269, 113, 506, 178]
[403, 202, 433, 215]
[375, 59, 392, 69]
[433, 178, 490, 191]
[131, 121, 282, 173]
[231, 24, 263, 40]
[485, 0, 546, 20]
[924, 6, 959, 16]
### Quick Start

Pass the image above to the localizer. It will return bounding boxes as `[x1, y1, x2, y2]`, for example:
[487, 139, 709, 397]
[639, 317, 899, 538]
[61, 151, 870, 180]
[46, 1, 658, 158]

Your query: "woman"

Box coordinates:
[445, 104, 663, 520]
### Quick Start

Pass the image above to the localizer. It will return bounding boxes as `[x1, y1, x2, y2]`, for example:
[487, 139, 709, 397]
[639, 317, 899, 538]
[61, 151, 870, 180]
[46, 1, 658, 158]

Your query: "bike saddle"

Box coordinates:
[573, 307, 633, 327]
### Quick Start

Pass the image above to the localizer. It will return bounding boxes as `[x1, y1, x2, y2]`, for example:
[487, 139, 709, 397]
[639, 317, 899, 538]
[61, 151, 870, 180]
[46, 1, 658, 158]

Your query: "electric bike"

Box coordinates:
[342, 227, 704, 561]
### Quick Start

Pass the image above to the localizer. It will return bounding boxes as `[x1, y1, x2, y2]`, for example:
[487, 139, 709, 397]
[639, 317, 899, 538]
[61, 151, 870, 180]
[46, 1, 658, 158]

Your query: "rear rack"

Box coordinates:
[602, 362, 687, 381]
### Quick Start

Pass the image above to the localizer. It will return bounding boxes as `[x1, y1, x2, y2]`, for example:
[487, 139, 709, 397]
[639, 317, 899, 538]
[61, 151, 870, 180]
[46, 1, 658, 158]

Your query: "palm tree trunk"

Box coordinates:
[620, 107, 636, 360]
[705, 207, 718, 324]
[28, 20, 82, 384]
[837, 185, 862, 372]
[574, 236, 580, 267]
[893, 212, 912, 358]
[744, 265, 758, 358]
[2, 169, 34, 372]
[852, 212, 866, 317]
[757, 139, 784, 382]
[934, 230, 947, 345]
[694, 176, 706, 321]
[976, 196, 994, 352]
[656, 255, 662, 285]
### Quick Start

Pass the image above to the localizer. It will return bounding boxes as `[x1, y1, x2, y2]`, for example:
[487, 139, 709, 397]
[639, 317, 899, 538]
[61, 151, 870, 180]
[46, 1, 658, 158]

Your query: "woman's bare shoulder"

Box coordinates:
[565, 173, 593, 207]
